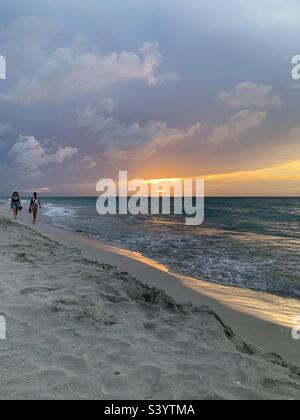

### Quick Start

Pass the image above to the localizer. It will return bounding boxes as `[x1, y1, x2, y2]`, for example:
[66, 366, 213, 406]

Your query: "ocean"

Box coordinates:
[14, 196, 300, 300]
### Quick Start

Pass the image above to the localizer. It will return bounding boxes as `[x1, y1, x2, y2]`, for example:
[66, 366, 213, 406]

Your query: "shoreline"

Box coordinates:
[2, 204, 300, 366]
[1, 212, 300, 399]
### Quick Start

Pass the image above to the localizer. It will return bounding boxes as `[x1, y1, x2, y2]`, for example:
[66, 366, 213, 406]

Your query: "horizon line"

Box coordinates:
[2, 195, 300, 199]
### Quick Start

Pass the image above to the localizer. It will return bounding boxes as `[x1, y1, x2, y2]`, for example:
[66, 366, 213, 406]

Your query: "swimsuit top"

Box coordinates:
[31, 197, 40, 207]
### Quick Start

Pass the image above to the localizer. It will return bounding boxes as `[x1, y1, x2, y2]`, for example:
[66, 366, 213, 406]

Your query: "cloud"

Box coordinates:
[0, 123, 13, 150]
[9, 135, 78, 177]
[208, 110, 267, 145]
[214, 83, 279, 145]
[104, 123, 203, 161]
[25, 187, 52, 194]
[98, 97, 116, 114]
[0, 123, 12, 136]
[219, 83, 282, 109]
[81, 155, 97, 169]
[0, 41, 179, 104]
[77, 102, 203, 160]
[0, 16, 62, 78]
[77, 101, 267, 159]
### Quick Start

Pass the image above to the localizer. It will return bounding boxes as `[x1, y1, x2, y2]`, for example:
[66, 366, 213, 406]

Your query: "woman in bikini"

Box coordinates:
[11, 191, 22, 220]
[29, 192, 42, 225]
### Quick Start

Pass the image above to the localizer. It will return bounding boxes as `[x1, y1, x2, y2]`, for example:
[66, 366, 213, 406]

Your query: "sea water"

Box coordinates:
[32, 197, 300, 299]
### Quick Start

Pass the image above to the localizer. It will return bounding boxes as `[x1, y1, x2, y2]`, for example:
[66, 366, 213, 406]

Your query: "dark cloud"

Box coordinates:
[0, 0, 300, 195]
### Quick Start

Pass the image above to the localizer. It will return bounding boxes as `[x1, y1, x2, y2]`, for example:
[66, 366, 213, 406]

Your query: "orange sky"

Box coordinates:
[199, 160, 300, 196]
[139, 160, 300, 197]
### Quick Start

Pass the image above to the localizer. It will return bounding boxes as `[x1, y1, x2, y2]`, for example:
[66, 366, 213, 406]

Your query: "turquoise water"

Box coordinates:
[2, 197, 300, 298]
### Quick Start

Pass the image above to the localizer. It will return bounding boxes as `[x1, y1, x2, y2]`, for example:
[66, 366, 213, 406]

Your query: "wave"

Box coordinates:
[42, 203, 77, 219]
[39, 198, 300, 299]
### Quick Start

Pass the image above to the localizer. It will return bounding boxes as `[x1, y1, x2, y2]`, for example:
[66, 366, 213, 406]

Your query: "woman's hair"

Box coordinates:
[12, 191, 19, 197]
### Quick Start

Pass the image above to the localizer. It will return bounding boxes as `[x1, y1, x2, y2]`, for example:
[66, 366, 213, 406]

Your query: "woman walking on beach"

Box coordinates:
[29, 193, 41, 225]
[11, 191, 22, 220]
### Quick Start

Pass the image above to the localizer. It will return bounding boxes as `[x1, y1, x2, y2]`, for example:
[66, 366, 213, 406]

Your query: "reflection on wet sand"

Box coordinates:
[108, 243, 300, 328]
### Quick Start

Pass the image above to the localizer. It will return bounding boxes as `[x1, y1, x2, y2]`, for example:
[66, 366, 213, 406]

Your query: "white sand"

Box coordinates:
[1, 215, 300, 400]
[36, 220, 300, 367]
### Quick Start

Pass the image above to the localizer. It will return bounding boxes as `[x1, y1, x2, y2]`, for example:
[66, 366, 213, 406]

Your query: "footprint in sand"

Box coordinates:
[20, 286, 64, 296]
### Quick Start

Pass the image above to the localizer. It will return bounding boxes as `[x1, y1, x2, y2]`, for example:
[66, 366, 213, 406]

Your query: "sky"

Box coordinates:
[0, 0, 300, 196]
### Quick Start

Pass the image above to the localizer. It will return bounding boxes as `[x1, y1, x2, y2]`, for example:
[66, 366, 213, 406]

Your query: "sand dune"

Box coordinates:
[0, 216, 300, 400]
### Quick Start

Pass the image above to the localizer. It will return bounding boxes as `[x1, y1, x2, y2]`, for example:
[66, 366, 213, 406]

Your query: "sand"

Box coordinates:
[0, 215, 300, 400]
[37, 221, 300, 367]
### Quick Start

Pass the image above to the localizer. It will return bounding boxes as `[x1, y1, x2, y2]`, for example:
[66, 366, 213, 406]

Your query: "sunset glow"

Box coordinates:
[1, 1, 300, 401]
[0, 0, 299, 197]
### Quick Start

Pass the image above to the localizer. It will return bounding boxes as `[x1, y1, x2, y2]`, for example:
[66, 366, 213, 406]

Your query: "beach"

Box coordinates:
[2, 0, 300, 403]
[0, 214, 300, 400]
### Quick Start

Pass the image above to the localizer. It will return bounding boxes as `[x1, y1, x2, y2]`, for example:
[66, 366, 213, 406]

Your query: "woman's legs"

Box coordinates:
[13, 208, 18, 219]
[32, 208, 38, 225]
